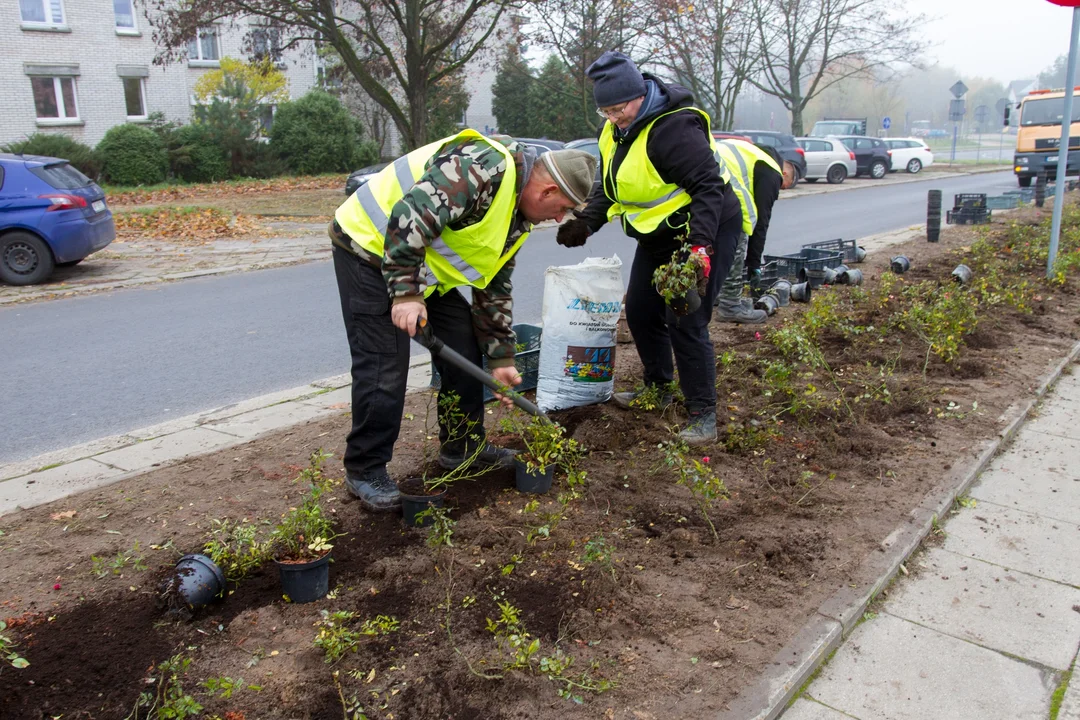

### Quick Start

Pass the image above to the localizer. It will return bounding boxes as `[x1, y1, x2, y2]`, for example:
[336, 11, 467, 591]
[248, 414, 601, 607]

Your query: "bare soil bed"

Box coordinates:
[2, 202, 1079, 719]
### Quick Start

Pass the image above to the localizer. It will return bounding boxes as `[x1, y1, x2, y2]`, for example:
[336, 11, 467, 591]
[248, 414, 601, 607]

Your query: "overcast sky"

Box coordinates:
[908, 0, 1076, 83]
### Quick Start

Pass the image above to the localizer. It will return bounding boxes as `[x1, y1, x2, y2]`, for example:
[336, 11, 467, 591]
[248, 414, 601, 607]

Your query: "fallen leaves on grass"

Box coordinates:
[114, 207, 265, 244]
[107, 175, 344, 206]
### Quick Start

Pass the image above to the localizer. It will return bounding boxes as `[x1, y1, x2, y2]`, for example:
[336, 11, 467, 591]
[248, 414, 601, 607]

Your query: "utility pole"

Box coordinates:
[1048, 3, 1080, 277]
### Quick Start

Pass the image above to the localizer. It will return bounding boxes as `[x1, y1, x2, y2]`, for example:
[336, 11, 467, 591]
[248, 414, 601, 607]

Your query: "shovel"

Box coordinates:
[412, 316, 551, 423]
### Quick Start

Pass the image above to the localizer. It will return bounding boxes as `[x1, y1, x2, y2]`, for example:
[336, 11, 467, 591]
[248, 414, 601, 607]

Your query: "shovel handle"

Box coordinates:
[412, 315, 551, 423]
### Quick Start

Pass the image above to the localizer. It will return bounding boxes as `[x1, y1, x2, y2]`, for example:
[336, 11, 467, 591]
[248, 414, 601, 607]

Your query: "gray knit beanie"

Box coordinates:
[587, 50, 647, 108]
[541, 149, 598, 207]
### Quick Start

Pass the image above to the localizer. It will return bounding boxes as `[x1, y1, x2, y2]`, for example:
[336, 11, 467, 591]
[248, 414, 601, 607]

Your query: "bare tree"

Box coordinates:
[647, 0, 758, 130]
[526, 0, 654, 135]
[145, 0, 527, 149]
[747, 0, 929, 135]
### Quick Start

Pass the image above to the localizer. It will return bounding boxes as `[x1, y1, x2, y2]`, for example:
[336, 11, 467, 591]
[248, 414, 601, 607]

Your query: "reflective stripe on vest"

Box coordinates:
[598, 107, 734, 235]
[334, 129, 527, 296]
[714, 141, 758, 235]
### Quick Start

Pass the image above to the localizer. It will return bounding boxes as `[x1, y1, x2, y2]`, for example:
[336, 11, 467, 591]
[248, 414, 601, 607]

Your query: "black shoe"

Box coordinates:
[345, 469, 401, 512]
[679, 409, 717, 445]
[438, 443, 517, 471]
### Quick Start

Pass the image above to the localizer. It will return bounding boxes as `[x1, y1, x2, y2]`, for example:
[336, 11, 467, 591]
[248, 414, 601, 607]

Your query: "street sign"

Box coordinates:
[883, 116, 891, 129]
[949, 99, 966, 122]
[974, 105, 990, 123]
[950, 80, 969, 98]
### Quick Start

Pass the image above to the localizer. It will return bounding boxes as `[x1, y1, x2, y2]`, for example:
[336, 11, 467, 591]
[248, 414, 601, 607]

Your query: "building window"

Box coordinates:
[123, 78, 146, 119]
[114, 0, 137, 31]
[187, 28, 220, 63]
[32, 76, 78, 120]
[251, 27, 283, 63]
[20, 0, 65, 26]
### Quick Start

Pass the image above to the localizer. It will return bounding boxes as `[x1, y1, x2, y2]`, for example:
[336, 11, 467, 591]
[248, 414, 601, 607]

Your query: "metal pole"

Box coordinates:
[1049, 7, 1080, 278]
[977, 129, 982, 165]
[950, 123, 958, 164]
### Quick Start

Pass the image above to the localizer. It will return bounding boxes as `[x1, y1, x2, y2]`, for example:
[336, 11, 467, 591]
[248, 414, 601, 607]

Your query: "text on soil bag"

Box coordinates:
[566, 297, 622, 314]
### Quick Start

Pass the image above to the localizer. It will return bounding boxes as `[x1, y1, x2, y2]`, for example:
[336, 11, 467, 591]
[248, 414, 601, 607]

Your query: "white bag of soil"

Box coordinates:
[536, 255, 624, 412]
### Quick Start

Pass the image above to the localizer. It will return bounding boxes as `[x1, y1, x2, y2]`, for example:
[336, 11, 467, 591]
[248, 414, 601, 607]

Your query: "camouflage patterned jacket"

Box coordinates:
[331, 136, 534, 368]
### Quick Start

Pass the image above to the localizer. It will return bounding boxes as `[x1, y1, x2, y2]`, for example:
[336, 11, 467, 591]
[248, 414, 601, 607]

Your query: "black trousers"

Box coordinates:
[746, 164, 783, 274]
[332, 246, 486, 476]
[624, 211, 742, 411]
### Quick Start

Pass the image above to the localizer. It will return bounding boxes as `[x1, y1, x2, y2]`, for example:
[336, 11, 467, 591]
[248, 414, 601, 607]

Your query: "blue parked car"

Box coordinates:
[0, 153, 115, 285]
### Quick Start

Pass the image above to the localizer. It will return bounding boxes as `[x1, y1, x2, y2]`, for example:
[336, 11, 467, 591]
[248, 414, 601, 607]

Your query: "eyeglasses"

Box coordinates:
[595, 102, 630, 119]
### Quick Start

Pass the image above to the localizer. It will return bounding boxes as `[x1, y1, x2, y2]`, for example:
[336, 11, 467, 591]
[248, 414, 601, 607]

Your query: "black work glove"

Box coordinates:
[556, 218, 591, 248]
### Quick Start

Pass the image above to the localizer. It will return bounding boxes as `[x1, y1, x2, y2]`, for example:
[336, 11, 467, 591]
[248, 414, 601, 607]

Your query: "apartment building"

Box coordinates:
[1, 0, 320, 147]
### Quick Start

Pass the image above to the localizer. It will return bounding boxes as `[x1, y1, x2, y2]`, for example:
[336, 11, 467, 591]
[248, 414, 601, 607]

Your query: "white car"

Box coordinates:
[796, 136, 857, 184]
[885, 138, 934, 174]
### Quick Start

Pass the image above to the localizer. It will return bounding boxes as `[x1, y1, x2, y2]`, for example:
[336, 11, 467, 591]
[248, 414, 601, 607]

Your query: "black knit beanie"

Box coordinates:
[587, 50, 647, 108]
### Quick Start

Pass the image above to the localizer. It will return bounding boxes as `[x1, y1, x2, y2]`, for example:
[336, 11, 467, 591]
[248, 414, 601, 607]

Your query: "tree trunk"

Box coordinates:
[790, 106, 805, 136]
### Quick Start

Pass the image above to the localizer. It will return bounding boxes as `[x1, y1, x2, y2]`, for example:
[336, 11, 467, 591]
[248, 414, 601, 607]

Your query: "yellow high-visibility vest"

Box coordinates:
[598, 107, 756, 236]
[714, 138, 782, 235]
[334, 129, 528, 297]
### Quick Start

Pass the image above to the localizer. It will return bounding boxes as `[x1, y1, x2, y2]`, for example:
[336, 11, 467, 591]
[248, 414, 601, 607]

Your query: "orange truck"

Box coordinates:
[1013, 87, 1080, 187]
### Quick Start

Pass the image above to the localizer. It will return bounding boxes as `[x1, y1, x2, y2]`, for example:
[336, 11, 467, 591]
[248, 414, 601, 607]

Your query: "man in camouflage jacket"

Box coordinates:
[330, 134, 596, 511]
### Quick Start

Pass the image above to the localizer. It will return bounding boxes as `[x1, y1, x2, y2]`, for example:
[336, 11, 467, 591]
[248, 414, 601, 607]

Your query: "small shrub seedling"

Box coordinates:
[0, 621, 28, 672]
[203, 519, 270, 582]
[270, 450, 341, 562]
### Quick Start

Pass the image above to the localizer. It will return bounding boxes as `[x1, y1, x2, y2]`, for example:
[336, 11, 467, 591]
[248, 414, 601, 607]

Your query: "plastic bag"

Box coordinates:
[536, 256, 623, 412]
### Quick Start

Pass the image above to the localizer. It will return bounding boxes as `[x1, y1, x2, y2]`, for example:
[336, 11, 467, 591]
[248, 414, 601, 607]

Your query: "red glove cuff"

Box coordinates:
[691, 245, 711, 278]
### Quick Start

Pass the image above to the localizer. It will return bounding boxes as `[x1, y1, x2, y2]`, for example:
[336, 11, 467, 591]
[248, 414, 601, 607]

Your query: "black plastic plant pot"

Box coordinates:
[891, 256, 911, 274]
[790, 281, 812, 303]
[170, 554, 226, 610]
[770, 280, 791, 306]
[666, 288, 702, 316]
[754, 293, 779, 316]
[854, 246, 867, 263]
[838, 268, 863, 286]
[951, 264, 973, 285]
[514, 458, 554, 494]
[822, 267, 838, 285]
[398, 477, 447, 527]
[799, 268, 827, 289]
[274, 551, 331, 604]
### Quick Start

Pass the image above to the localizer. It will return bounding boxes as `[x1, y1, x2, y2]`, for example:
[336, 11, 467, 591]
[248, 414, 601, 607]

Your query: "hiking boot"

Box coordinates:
[679, 408, 717, 445]
[612, 387, 675, 410]
[715, 297, 767, 324]
[438, 442, 517, 471]
[345, 468, 401, 512]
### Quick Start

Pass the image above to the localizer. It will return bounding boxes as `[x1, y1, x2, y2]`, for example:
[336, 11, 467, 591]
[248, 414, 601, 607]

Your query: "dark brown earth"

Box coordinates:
[1, 202, 1078, 720]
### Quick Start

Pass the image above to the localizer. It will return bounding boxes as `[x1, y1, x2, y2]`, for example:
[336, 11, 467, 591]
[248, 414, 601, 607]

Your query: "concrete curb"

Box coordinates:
[719, 340, 1080, 720]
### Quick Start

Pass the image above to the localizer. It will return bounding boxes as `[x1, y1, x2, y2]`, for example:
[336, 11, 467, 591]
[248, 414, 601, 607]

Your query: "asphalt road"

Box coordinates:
[0, 170, 1016, 464]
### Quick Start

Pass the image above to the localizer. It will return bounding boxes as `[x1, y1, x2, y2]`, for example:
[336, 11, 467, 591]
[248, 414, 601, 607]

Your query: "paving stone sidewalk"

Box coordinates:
[783, 368, 1080, 720]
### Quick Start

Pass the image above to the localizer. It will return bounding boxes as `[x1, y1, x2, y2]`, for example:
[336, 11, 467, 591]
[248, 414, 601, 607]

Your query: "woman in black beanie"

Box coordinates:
[556, 50, 744, 445]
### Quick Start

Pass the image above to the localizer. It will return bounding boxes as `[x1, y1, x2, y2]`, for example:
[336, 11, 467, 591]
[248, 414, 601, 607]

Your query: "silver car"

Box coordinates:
[796, 136, 857, 184]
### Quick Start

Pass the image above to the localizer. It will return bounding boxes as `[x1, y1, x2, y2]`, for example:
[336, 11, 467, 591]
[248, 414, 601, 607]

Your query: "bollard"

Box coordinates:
[1035, 172, 1047, 208]
[927, 189, 942, 243]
